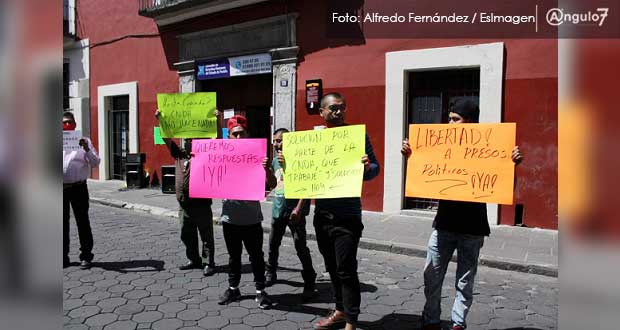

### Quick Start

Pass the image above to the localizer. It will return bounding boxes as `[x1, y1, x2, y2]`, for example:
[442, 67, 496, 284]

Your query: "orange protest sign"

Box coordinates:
[405, 123, 516, 204]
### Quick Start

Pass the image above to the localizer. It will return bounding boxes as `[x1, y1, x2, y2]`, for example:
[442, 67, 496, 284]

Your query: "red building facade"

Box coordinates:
[74, 0, 557, 229]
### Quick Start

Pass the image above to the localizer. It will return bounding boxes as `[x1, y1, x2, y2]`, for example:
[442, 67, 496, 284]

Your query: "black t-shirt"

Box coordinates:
[433, 200, 490, 236]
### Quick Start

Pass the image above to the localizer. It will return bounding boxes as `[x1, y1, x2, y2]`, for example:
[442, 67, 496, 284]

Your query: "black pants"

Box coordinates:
[63, 183, 94, 262]
[266, 215, 316, 284]
[314, 211, 364, 325]
[179, 202, 215, 266]
[222, 222, 266, 290]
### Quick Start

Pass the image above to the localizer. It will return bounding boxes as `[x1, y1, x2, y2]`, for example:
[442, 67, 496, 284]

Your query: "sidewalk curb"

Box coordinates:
[90, 197, 558, 278]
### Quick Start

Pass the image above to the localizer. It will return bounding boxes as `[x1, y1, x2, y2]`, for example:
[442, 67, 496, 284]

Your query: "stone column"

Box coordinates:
[270, 46, 299, 133]
[179, 71, 195, 93]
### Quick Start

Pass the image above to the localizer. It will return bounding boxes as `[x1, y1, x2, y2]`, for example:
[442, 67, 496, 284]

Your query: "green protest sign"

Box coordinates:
[154, 127, 165, 145]
[157, 92, 217, 138]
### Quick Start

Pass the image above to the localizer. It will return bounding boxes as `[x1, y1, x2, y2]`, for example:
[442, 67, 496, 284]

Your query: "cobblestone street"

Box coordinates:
[64, 205, 557, 330]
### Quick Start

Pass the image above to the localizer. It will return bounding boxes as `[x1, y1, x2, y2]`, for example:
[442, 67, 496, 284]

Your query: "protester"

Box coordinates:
[278, 93, 380, 330]
[63, 111, 100, 269]
[155, 109, 217, 276]
[218, 115, 277, 309]
[265, 128, 317, 300]
[401, 98, 523, 330]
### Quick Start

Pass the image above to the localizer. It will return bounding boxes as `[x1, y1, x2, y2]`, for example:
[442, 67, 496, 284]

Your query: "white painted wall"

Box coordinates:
[383, 42, 504, 225]
[64, 39, 90, 136]
[97, 82, 139, 180]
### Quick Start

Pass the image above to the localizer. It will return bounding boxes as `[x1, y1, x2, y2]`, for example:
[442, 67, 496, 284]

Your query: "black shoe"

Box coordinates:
[179, 261, 202, 270]
[301, 282, 316, 301]
[265, 272, 277, 287]
[255, 291, 272, 309]
[80, 260, 92, 269]
[218, 288, 241, 305]
[203, 264, 216, 276]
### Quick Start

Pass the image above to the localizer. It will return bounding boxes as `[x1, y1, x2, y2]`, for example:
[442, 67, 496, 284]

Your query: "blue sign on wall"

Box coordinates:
[196, 53, 272, 80]
[197, 59, 231, 80]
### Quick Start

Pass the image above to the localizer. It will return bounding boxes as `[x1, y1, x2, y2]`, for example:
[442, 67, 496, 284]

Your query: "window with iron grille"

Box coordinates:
[404, 68, 480, 210]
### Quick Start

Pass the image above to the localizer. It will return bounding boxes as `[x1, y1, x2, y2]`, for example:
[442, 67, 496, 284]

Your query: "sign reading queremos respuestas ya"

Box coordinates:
[196, 53, 272, 80]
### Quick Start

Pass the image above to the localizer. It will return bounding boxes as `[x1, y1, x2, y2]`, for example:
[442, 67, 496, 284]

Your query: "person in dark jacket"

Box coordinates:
[284, 92, 380, 330]
[401, 98, 523, 330]
[155, 109, 217, 277]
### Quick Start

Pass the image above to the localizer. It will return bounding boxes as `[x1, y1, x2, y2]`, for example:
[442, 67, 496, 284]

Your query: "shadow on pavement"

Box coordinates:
[268, 280, 380, 313]
[359, 313, 422, 329]
[93, 260, 165, 273]
[273, 265, 305, 273]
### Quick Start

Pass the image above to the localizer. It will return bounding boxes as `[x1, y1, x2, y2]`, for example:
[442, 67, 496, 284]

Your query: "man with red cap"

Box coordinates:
[63, 111, 100, 269]
[218, 115, 277, 309]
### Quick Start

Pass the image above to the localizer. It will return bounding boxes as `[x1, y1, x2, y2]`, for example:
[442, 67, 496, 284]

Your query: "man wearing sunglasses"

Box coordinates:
[63, 111, 100, 269]
[309, 93, 380, 330]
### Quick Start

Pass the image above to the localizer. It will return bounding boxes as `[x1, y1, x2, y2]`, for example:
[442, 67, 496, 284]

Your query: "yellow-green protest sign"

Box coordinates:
[157, 92, 217, 138]
[405, 123, 516, 204]
[283, 125, 365, 199]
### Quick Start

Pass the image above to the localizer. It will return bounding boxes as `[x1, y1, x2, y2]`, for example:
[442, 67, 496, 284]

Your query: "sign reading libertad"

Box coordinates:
[406, 123, 516, 204]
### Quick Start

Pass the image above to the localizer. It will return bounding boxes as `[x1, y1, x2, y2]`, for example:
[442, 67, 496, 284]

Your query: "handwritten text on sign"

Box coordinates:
[283, 125, 365, 199]
[157, 92, 217, 138]
[405, 123, 516, 204]
[63, 130, 82, 152]
[188, 139, 267, 201]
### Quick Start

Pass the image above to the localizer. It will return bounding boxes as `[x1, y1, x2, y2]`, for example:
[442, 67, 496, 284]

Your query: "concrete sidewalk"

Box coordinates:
[88, 180, 558, 277]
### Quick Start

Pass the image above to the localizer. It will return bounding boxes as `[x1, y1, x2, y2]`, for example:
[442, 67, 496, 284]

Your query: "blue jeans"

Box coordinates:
[422, 229, 484, 329]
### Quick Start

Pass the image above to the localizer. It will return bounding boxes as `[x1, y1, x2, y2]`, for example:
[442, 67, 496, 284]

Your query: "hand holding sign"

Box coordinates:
[79, 138, 90, 152]
[511, 146, 523, 164]
[405, 123, 516, 204]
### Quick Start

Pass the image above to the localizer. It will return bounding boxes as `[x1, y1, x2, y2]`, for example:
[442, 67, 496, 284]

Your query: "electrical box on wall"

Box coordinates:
[305, 79, 322, 113]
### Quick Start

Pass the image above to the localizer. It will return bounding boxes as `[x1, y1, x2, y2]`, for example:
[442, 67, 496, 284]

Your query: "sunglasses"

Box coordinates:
[326, 104, 346, 112]
[63, 120, 75, 124]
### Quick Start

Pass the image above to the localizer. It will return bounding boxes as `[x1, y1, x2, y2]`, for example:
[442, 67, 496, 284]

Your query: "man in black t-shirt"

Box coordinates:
[306, 93, 380, 330]
[402, 98, 523, 330]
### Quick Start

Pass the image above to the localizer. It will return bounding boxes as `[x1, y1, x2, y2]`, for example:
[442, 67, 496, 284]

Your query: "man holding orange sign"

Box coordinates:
[402, 98, 522, 330]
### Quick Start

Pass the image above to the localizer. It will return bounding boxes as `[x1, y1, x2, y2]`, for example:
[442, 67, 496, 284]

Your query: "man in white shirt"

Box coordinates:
[63, 111, 100, 269]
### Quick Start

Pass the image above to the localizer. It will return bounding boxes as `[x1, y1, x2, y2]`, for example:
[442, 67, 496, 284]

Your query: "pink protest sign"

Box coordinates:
[189, 138, 267, 201]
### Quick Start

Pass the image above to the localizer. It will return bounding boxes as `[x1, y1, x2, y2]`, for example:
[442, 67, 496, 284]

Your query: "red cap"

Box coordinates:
[227, 115, 248, 131]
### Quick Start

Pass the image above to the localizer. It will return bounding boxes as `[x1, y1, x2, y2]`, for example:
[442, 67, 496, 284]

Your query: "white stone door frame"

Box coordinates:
[383, 42, 504, 225]
[97, 81, 139, 180]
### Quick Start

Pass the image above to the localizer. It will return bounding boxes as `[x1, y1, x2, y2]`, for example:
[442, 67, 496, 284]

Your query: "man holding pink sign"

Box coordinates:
[197, 115, 277, 309]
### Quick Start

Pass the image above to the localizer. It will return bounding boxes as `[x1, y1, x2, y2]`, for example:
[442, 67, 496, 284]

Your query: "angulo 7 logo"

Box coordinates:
[546, 7, 609, 27]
